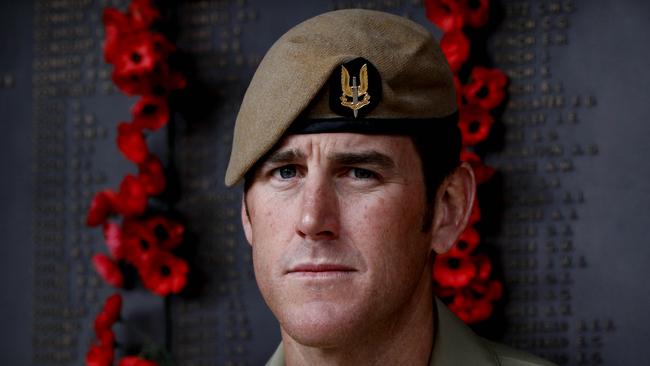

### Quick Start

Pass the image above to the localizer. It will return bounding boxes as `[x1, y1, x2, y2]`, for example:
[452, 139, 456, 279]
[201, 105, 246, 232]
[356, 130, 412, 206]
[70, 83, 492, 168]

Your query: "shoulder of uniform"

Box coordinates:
[482, 339, 558, 366]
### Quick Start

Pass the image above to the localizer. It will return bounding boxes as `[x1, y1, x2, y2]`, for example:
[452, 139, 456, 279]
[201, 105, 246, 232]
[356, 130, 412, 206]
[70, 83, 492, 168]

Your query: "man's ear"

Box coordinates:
[241, 194, 253, 246]
[429, 162, 476, 254]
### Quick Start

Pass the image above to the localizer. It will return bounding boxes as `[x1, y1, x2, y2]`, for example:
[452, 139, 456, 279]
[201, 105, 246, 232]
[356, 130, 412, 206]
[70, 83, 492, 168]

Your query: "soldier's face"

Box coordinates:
[242, 133, 436, 346]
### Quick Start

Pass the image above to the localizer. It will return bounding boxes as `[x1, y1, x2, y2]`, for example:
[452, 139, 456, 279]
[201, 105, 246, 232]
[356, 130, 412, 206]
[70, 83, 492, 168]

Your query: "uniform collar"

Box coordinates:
[266, 298, 498, 366]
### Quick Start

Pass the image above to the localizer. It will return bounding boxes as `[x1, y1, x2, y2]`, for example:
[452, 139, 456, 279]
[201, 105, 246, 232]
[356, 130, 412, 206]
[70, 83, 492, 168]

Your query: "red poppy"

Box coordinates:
[424, 0, 466, 32]
[103, 8, 136, 64]
[463, 66, 508, 110]
[460, 149, 495, 184]
[93, 294, 121, 337]
[138, 155, 166, 196]
[117, 122, 148, 164]
[127, 0, 160, 29]
[86, 342, 114, 366]
[448, 277, 502, 323]
[121, 218, 159, 266]
[111, 31, 174, 75]
[465, 0, 490, 28]
[111, 35, 175, 96]
[433, 253, 476, 288]
[139, 251, 189, 296]
[103, 293, 123, 324]
[87, 190, 118, 227]
[458, 105, 494, 146]
[113, 60, 186, 97]
[119, 356, 158, 366]
[474, 254, 493, 281]
[145, 216, 184, 250]
[449, 291, 494, 323]
[440, 30, 470, 72]
[132, 95, 169, 131]
[94, 311, 112, 337]
[449, 226, 480, 257]
[97, 329, 115, 349]
[103, 222, 126, 260]
[92, 253, 124, 288]
[114, 175, 148, 217]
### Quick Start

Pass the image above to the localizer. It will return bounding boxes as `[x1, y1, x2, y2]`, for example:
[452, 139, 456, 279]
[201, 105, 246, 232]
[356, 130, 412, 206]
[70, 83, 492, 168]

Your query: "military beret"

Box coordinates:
[225, 9, 457, 187]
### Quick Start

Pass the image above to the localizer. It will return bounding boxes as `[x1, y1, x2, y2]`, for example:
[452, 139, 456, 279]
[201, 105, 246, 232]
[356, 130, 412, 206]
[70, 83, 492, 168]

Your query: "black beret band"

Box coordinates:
[286, 111, 459, 136]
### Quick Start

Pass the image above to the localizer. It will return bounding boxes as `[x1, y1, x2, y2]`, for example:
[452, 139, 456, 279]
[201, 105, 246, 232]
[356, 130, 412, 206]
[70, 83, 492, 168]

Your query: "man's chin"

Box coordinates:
[278, 301, 363, 348]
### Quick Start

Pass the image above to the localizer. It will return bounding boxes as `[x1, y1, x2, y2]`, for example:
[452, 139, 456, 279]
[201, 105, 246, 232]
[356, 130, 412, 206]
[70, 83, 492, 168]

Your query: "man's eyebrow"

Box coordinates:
[264, 149, 305, 164]
[330, 151, 396, 170]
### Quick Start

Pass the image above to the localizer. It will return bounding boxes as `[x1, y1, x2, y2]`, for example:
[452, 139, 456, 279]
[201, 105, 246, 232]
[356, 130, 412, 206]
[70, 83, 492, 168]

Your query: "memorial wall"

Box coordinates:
[1, 0, 649, 365]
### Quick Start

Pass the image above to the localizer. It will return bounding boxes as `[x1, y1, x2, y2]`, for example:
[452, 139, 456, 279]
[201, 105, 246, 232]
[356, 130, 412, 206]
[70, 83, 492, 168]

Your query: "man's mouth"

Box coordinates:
[286, 264, 356, 277]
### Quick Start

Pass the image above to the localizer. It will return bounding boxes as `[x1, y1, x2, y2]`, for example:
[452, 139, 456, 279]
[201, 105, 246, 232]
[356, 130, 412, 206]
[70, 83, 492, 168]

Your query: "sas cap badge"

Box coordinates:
[328, 57, 382, 118]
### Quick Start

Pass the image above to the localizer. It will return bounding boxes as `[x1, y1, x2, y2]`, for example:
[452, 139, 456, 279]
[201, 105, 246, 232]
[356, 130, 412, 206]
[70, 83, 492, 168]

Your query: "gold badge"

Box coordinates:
[340, 64, 370, 118]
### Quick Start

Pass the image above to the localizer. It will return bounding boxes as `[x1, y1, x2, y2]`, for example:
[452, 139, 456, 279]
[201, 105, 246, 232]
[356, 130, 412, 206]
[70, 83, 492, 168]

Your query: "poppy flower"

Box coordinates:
[433, 253, 476, 288]
[97, 329, 115, 349]
[424, 0, 466, 32]
[113, 60, 186, 97]
[138, 155, 166, 196]
[111, 34, 175, 96]
[114, 175, 148, 217]
[103, 8, 136, 64]
[121, 218, 159, 266]
[139, 251, 189, 296]
[474, 254, 493, 281]
[92, 253, 124, 288]
[449, 291, 494, 324]
[117, 122, 149, 164]
[449, 277, 502, 323]
[440, 30, 470, 72]
[111, 32, 174, 77]
[127, 0, 160, 30]
[463, 66, 508, 110]
[86, 342, 114, 366]
[94, 311, 112, 337]
[87, 190, 118, 227]
[460, 150, 495, 184]
[145, 216, 184, 250]
[449, 226, 480, 257]
[465, 0, 490, 28]
[458, 105, 494, 146]
[119, 356, 158, 366]
[103, 293, 123, 324]
[103, 222, 126, 260]
[132, 96, 169, 131]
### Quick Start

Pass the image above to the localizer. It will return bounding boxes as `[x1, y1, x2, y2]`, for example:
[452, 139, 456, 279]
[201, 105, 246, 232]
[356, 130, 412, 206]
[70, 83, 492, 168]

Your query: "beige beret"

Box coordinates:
[225, 9, 457, 187]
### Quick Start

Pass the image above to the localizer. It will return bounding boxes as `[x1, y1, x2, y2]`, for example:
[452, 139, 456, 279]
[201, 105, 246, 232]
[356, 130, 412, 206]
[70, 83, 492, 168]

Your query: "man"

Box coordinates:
[224, 9, 555, 366]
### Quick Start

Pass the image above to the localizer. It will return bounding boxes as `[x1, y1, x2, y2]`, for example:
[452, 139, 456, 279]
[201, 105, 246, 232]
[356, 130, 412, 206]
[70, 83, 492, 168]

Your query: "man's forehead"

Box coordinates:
[276, 132, 411, 151]
[267, 133, 414, 160]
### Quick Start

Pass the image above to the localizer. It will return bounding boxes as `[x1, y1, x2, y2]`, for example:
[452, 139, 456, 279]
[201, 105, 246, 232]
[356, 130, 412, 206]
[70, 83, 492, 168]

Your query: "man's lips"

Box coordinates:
[286, 264, 356, 274]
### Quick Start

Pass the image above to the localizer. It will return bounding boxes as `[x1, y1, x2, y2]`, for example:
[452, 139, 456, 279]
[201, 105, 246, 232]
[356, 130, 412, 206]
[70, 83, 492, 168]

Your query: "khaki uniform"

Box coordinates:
[265, 299, 556, 366]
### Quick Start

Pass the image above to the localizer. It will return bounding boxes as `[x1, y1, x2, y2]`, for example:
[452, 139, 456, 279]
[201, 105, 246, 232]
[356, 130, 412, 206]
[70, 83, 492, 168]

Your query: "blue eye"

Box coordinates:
[352, 168, 375, 179]
[276, 166, 297, 179]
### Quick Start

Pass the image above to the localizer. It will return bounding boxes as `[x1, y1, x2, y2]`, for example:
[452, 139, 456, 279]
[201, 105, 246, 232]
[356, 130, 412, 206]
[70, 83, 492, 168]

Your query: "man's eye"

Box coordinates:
[351, 168, 376, 180]
[274, 166, 297, 179]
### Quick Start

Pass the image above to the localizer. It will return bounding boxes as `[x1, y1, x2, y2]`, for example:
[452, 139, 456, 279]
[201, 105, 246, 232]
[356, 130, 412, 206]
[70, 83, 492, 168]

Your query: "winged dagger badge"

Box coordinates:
[340, 63, 371, 118]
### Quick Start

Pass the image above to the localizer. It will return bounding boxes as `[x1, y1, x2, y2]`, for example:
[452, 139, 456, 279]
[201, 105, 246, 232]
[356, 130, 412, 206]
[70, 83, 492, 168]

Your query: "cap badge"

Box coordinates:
[328, 58, 382, 119]
[340, 64, 370, 117]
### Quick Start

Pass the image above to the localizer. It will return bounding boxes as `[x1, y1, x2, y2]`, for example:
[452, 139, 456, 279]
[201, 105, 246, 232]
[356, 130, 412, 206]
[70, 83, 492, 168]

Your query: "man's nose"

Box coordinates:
[295, 174, 340, 241]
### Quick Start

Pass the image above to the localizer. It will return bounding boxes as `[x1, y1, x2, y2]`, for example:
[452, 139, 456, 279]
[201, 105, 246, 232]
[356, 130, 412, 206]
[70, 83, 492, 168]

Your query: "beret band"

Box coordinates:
[286, 112, 459, 136]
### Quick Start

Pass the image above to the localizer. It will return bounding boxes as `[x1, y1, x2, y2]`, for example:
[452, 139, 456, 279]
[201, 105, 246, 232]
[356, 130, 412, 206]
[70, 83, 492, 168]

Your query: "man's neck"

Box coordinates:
[281, 272, 435, 366]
